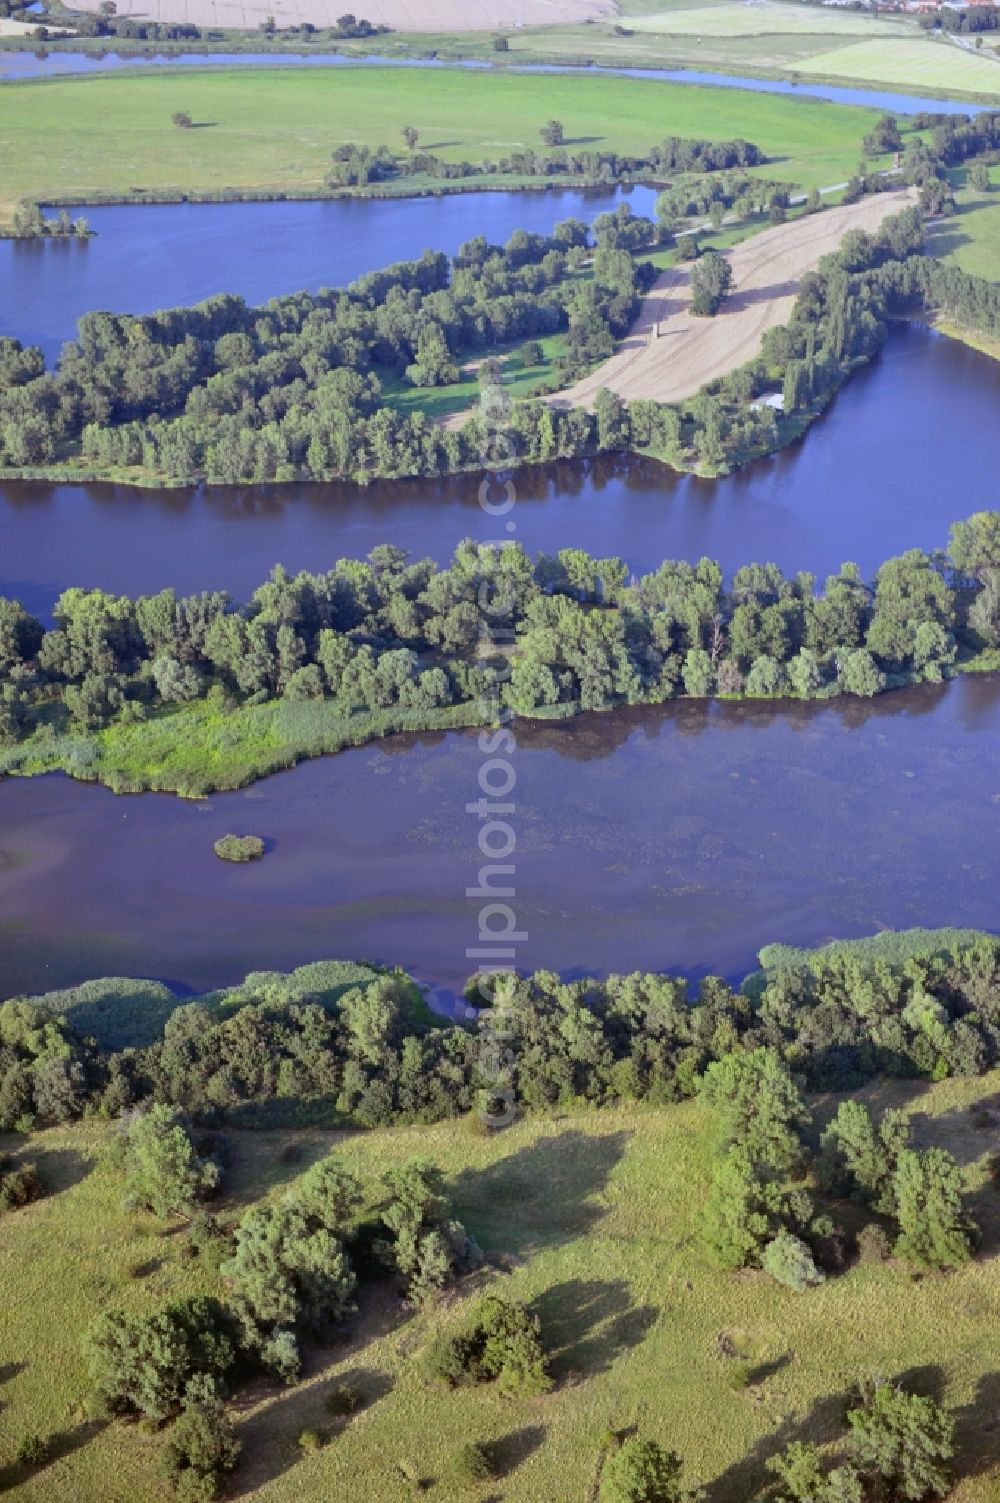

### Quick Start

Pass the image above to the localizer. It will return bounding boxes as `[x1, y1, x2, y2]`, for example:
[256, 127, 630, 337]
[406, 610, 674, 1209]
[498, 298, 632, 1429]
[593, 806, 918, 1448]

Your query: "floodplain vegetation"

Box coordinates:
[1, 930, 1000, 1500]
[5, 109, 1000, 493]
[1, 509, 998, 794]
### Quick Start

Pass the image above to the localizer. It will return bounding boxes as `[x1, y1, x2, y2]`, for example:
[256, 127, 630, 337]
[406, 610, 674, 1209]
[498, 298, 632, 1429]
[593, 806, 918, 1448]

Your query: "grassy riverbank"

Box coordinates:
[6, 0, 1000, 106]
[0, 697, 495, 796]
[331, 0, 1000, 104]
[0, 64, 897, 228]
[1, 658, 994, 799]
[1, 1066, 998, 1503]
[926, 160, 1000, 284]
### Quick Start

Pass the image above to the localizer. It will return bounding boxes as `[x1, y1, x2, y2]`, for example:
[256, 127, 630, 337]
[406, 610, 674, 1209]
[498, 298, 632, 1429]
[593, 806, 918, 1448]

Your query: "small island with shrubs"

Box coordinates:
[213, 833, 265, 863]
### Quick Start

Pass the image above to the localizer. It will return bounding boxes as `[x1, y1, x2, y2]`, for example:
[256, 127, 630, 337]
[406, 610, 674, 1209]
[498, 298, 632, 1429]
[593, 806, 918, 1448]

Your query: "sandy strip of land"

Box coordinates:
[68, 0, 614, 29]
[557, 189, 918, 411]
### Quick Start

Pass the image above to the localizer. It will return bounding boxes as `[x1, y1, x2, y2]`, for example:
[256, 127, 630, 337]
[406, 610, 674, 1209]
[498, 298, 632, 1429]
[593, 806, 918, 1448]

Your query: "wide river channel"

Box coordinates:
[0, 188, 997, 1003]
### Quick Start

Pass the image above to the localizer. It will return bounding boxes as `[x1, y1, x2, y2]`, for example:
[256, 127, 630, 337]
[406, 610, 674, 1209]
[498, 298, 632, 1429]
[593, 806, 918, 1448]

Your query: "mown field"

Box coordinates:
[797, 37, 1000, 94]
[0, 65, 898, 220]
[628, 4, 907, 41]
[0, 1070, 998, 1501]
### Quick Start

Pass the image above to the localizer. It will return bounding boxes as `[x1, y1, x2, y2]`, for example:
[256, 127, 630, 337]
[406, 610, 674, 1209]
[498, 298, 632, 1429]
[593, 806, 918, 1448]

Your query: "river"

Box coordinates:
[0, 674, 997, 1003]
[0, 49, 992, 117]
[0, 184, 657, 362]
[2, 325, 998, 618]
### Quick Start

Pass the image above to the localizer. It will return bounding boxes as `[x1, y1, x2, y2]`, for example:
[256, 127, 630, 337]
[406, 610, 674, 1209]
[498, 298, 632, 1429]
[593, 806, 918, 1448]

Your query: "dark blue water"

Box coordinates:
[1, 672, 998, 1000]
[1, 184, 657, 360]
[2, 325, 996, 619]
[0, 49, 988, 116]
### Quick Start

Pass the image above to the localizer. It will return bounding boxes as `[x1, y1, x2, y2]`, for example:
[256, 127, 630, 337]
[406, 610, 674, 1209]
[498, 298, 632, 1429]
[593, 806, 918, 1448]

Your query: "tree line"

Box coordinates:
[3, 929, 999, 1136]
[1, 513, 997, 763]
[29, 4, 384, 41]
[337, 131, 766, 188]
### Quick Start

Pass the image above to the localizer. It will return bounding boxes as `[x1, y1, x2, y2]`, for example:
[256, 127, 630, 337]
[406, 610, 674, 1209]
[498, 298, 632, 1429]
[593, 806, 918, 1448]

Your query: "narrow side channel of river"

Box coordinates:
[3, 326, 997, 617]
[0, 49, 990, 118]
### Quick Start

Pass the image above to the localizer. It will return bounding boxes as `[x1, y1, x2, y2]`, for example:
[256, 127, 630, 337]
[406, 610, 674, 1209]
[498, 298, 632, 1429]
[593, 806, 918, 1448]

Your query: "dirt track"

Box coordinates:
[557, 189, 918, 411]
[69, 0, 614, 30]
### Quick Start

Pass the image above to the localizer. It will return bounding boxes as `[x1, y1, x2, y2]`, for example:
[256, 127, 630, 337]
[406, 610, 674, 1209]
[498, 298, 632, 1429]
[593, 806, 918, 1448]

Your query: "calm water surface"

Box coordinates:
[1, 675, 997, 1001]
[0, 185, 656, 360]
[0, 181, 996, 1003]
[0, 49, 988, 115]
[2, 326, 998, 618]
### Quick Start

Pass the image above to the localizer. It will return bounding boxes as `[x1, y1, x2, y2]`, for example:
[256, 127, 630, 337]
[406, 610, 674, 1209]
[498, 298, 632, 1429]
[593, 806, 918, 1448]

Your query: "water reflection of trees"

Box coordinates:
[509, 675, 999, 763]
[370, 674, 1000, 765]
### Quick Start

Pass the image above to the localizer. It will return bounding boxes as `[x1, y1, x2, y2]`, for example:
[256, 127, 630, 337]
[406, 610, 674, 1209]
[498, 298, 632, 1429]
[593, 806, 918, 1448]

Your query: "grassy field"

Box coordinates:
[0, 65, 900, 222]
[322, 0, 1000, 99]
[926, 162, 1000, 284]
[797, 36, 1000, 94]
[629, 3, 908, 40]
[0, 694, 491, 795]
[0, 1071, 998, 1501]
[381, 332, 568, 421]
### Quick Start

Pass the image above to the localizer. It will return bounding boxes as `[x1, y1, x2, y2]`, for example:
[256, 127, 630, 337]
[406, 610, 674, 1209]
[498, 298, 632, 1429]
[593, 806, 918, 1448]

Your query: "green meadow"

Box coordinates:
[0, 64, 898, 223]
[1, 1070, 998, 1501]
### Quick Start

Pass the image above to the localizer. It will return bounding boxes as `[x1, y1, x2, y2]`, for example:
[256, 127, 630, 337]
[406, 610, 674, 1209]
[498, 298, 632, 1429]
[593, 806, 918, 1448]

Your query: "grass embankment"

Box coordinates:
[0, 1068, 999, 1502]
[0, 695, 493, 795]
[0, 65, 900, 229]
[0, 648, 994, 798]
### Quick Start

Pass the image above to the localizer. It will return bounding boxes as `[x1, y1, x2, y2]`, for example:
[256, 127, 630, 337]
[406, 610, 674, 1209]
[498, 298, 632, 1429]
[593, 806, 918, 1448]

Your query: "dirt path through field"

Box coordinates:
[557, 189, 917, 411]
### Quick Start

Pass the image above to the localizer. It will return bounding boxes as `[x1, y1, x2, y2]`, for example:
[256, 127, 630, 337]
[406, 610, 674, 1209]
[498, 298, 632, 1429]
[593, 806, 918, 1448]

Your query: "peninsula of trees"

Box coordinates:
[4, 111, 1000, 485]
[1, 513, 997, 793]
[0, 198, 978, 487]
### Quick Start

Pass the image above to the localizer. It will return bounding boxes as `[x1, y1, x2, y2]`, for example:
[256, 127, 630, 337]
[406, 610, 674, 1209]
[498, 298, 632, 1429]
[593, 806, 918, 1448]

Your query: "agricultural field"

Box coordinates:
[0, 1071, 998, 1502]
[559, 188, 917, 409]
[797, 37, 1000, 95]
[628, 4, 908, 41]
[0, 66, 903, 222]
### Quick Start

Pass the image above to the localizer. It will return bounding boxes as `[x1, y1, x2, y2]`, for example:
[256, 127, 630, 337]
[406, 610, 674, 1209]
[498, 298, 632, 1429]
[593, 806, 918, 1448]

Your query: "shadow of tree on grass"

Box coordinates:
[449, 1128, 632, 1259]
[532, 1277, 658, 1382]
[230, 1360, 394, 1498]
